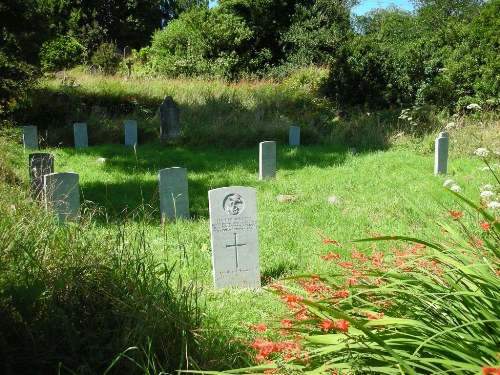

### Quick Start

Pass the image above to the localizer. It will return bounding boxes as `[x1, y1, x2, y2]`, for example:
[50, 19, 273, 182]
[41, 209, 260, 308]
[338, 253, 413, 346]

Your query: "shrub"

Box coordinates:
[39, 36, 84, 72]
[91, 42, 121, 75]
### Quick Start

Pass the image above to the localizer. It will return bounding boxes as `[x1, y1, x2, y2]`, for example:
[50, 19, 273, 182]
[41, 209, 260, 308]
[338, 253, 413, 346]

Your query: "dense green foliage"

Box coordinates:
[2, 0, 498, 115]
[39, 36, 84, 72]
[328, 0, 500, 110]
[91, 42, 122, 75]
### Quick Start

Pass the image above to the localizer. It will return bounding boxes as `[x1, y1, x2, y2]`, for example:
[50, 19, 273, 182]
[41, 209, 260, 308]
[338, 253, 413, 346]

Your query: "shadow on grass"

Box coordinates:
[67, 143, 349, 221]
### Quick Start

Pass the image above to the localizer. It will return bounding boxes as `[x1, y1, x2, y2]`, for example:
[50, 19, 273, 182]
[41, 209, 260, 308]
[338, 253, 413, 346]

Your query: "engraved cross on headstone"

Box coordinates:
[226, 233, 247, 269]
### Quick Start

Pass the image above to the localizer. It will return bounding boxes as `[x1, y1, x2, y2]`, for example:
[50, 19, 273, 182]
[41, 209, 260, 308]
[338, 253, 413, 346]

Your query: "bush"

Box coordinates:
[91, 42, 121, 75]
[39, 36, 84, 72]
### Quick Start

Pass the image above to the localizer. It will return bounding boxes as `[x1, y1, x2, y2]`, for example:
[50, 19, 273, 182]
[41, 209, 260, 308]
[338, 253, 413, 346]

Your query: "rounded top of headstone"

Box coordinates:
[439, 132, 449, 138]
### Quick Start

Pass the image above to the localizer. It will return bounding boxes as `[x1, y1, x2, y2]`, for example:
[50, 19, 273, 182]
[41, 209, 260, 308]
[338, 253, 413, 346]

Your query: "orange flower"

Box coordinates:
[449, 211, 463, 220]
[322, 238, 340, 245]
[321, 252, 341, 260]
[318, 319, 334, 332]
[482, 367, 500, 375]
[251, 323, 268, 332]
[481, 222, 492, 231]
[334, 319, 350, 332]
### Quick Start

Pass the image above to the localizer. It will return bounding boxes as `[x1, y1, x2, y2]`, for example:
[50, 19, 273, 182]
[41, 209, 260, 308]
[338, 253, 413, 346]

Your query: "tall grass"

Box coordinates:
[13, 68, 498, 150]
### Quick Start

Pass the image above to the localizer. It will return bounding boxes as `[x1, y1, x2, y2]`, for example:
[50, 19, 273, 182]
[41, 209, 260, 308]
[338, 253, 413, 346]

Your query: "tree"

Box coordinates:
[281, 0, 353, 67]
[0, 0, 46, 111]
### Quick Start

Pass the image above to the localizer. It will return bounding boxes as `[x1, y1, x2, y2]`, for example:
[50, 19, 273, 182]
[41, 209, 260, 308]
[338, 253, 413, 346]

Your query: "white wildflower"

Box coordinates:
[482, 166, 493, 171]
[444, 122, 455, 130]
[450, 184, 461, 192]
[466, 103, 481, 110]
[486, 201, 500, 209]
[327, 196, 341, 205]
[443, 179, 454, 187]
[483, 184, 495, 191]
[480, 191, 495, 200]
[97, 157, 106, 163]
[474, 148, 489, 157]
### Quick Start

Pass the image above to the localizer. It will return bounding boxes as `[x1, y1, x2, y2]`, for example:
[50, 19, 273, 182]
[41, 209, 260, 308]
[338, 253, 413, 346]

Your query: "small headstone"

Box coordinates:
[124, 119, 138, 146]
[434, 131, 449, 175]
[289, 125, 300, 146]
[44, 172, 80, 223]
[209, 186, 261, 289]
[158, 167, 190, 221]
[259, 141, 276, 180]
[73, 123, 88, 148]
[159, 96, 180, 141]
[29, 153, 54, 199]
[23, 125, 38, 150]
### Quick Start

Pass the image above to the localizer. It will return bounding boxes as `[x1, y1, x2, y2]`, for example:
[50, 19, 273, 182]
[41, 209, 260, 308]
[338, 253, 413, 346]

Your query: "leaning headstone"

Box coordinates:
[159, 96, 180, 141]
[259, 141, 276, 180]
[44, 172, 80, 223]
[158, 167, 190, 221]
[73, 122, 88, 148]
[208, 186, 261, 289]
[434, 131, 449, 175]
[29, 153, 54, 199]
[124, 119, 138, 146]
[289, 125, 300, 146]
[23, 125, 38, 150]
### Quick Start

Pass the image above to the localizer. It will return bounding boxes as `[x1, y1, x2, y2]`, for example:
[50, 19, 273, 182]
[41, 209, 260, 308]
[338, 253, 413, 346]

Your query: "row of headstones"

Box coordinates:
[28, 153, 264, 290]
[27, 130, 450, 290]
[22, 121, 139, 150]
[22, 123, 302, 150]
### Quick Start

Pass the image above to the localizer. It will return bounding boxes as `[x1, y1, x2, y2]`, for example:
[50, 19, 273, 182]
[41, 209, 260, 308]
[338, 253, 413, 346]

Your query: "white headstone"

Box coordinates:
[209, 186, 261, 289]
[259, 141, 276, 180]
[29, 153, 54, 199]
[23, 125, 38, 150]
[73, 123, 88, 148]
[434, 131, 449, 175]
[158, 167, 190, 221]
[44, 172, 80, 223]
[289, 125, 300, 146]
[124, 119, 138, 146]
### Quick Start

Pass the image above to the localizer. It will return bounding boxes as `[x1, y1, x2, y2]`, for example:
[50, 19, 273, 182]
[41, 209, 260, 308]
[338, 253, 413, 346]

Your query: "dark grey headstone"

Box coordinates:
[23, 125, 38, 150]
[158, 167, 190, 221]
[159, 96, 180, 141]
[44, 172, 80, 223]
[29, 153, 54, 199]
[209, 186, 261, 289]
[289, 125, 300, 146]
[434, 132, 449, 175]
[259, 141, 276, 180]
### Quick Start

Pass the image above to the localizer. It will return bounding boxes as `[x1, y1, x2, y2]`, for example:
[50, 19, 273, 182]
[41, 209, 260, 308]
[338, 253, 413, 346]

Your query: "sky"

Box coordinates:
[208, 1, 415, 15]
[352, 0, 414, 15]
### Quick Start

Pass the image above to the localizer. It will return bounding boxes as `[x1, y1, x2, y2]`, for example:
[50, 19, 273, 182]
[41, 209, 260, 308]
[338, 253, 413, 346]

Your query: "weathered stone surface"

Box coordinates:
[209, 186, 261, 289]
[159, 167, 190, 221]
[259, 141, 276, 180]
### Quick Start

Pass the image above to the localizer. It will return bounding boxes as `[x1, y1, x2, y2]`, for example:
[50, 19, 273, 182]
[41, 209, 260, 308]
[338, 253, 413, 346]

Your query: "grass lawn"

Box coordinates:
[28, 142, 493, 336]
